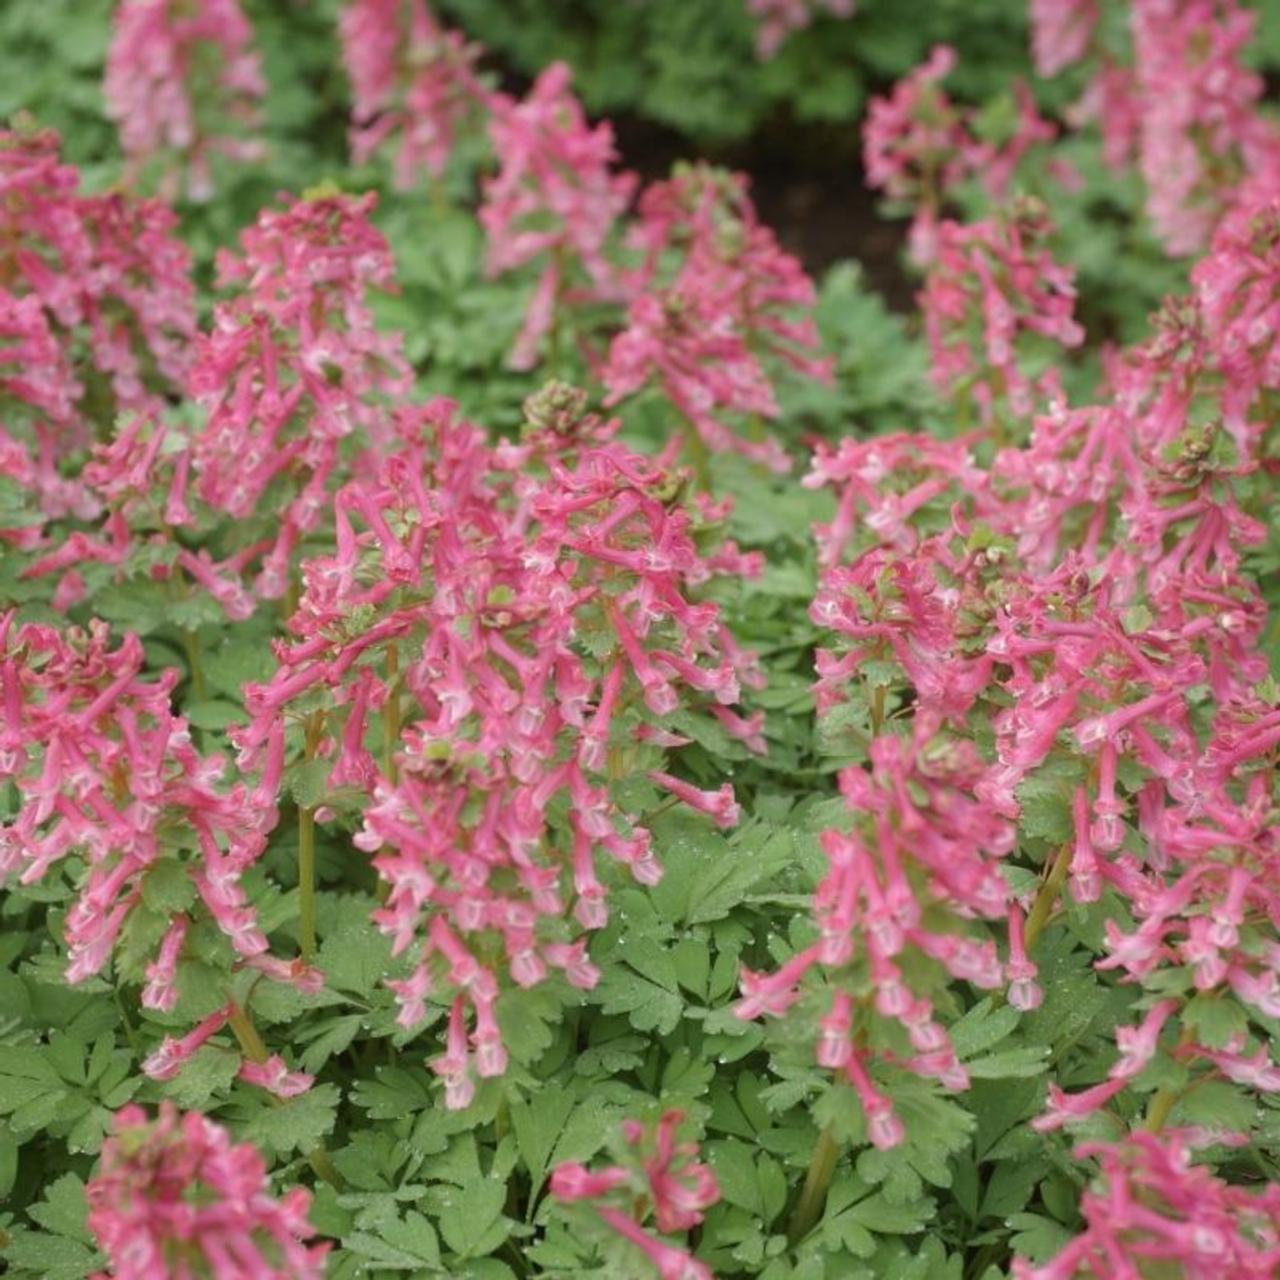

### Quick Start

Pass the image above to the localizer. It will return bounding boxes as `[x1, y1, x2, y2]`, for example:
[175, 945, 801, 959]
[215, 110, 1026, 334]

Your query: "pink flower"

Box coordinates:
[604, 163, 830, 473]
[104, 0, 266, 200]
[921, 201, 1084, 425]
[647, 772, 741, 828]
[1013, 1131, 1280, 1278]
[1032, 1078, 1128, 1132]
[340, 0, 488, 187]
[189, 191, 411, 598]
[0, 617, 292, 989]
[238, 392, 757, 1095]
[238, 1055, 315, 1099]
[0, 128, 195, 525]
[1029, 0, 1098, 77]
[550, 1110, 718, 1277]
[745, 0, 855, 59]
[480, 63, 635, 370]
[87, 1103, 328, 1278]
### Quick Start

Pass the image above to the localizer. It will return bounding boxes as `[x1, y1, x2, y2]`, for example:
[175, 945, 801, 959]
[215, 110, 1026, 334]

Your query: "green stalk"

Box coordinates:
[681, 414, 712, 491]
[298, 712, 324, 961]
[1024, 839, 1073, 953]
[788, 1126, 840, 1243]
[383, 642, 400, 786]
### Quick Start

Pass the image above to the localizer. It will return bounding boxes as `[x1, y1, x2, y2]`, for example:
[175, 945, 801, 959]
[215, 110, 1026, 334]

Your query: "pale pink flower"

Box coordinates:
[87, 1103, 328, 1278]
[105, 0, 266, 200]
[340, 0, 488, 187]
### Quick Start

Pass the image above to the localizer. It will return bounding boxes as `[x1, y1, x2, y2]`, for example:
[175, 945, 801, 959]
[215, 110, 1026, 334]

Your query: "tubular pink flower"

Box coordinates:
[87, 1102, 327, 1278]
[550, 1111, 718, 1278]
[104, 0, 266, 200]
[340, 0, 488, 187]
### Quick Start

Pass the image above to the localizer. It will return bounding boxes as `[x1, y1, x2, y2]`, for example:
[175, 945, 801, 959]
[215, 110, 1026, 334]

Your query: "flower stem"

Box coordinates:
[227, 1001, 344, 1190]
[788, 1126, 840, 1243]
[298, 711, 324, 961]
[1024, 839, 1073, 953]
[383, 642, 400, 786]
[681, 415, 712, 491]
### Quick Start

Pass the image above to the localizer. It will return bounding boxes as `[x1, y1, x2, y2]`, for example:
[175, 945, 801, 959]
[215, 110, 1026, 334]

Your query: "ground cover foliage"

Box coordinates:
[1, 1, 1280, 1277]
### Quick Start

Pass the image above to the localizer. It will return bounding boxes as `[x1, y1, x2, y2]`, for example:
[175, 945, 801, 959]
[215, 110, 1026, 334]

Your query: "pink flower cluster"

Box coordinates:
[340, 0, 487, 188]
[920, 199, 1084, 424]
[1013, 1131, 1280, 1279]
[603, 164, 833, 472]
[189, 190, 411, 600]
[862, 46, 1055, 262]
[104, 0, 266, 200]
[481, 63, 636, 370]
[236, 388, 761, 1106]
[0, 614, 297, 996]
[86, 1102, 328, 1278]
[0, 128, 195, 525]
[550, 1109, 718, 1280]
[1031, 0, 1280, 255]
[745, 0, 855, 59]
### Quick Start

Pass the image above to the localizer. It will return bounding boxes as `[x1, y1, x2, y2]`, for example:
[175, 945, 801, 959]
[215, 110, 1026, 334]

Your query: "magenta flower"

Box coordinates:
[550, 1110, 718, 1279]
[189, 190, 411, 599]
[745, 0, 855, 59]
[480, 63, 636, 369]
[104, 0, 266, 200]
[1012, 1131, 1280, 1278]
[340, 0, 488, 187]
[86, 1102, 328, 1278]
[604, 163, 832, 473]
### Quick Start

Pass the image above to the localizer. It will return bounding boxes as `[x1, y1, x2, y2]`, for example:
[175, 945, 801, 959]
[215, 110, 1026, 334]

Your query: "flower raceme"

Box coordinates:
[339, 0, 488, 188]
[920, 199, 1084, 426]
[104, 0, 266, 200]
[86, 1102, 327, 1278]
[189, 189, 412, 601]
[603, 163, 833, 473]
[0, 128, 195, 524]
[1012, 1131, 1280, 1279]
[744, 0, 855, 60]
[236, 388, 761, 1106]
[480, 62, 636, 371]
[0, 614, 302, 1000]
[550, 1110, 718, 1279]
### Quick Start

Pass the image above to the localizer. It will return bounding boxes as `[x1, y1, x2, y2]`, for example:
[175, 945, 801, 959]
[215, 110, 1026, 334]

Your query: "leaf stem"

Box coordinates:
[788, 1125, 840, 1243]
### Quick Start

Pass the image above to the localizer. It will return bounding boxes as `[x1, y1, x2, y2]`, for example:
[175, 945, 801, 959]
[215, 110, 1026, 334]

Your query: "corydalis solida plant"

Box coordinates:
[237, 386, 762, 1108]
[0, 128, 195, 527]
[339, 0, 488, 189]
[0, 614, 304, 998]
[86, 1102, 328, 1278]
[189, 189, 412, 601]
[104, 0, 266, 200]
[550, 1109, 719, 1279]
[603, 163, 833, 475]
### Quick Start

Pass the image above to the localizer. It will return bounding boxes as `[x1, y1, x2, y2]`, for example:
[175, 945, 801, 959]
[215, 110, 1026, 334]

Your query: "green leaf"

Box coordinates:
[434, 1180, 510, 1259]
[342, 1211, 442, 1271]
[510, 1085, 575, 1197]
[240, 1082, 340, 1156]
